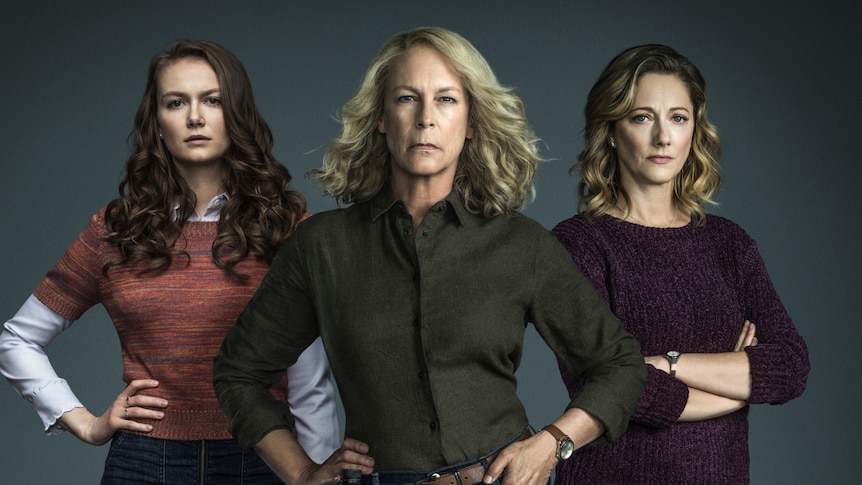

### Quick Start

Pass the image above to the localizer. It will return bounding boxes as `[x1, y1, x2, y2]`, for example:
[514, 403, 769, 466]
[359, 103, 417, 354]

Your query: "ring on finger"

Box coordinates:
[124, 407, 129, 419]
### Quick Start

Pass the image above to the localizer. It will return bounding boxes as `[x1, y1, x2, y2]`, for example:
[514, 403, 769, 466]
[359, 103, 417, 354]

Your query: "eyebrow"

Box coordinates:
[159, 88, 221, 100]
[630, 105, 692, 113]
[391, 84, 463, 94]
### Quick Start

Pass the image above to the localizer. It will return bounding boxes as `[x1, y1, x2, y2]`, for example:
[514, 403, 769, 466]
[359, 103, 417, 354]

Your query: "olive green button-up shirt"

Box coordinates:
[214, 187, 644, 471]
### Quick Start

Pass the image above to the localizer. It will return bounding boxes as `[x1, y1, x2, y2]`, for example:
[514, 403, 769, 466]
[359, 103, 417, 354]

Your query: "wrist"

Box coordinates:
[541, 424, 574, 462]
[665, 350, 681, 377]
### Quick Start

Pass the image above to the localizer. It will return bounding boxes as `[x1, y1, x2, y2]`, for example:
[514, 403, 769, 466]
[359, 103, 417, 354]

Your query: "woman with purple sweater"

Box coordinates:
[552, 44, 809, 484]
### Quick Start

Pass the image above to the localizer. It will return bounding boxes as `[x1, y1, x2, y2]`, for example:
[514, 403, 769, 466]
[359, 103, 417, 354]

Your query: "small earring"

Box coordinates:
[159, 132, 163, 139]
[609, 138, 616, 148]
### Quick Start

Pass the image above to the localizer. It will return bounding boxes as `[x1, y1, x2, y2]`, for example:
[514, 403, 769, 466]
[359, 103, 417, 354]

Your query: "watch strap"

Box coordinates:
[541, 423, 567, 442]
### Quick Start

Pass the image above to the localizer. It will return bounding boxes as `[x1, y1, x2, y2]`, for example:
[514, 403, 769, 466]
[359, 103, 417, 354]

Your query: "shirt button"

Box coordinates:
[429, 421, 437, 431]
[418, 371, 425, 380]
[421, 230, 429, 237]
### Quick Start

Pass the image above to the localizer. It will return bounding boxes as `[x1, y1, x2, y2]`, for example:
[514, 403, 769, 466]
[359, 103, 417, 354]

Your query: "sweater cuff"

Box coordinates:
[746, 344, 809, 404]
[630, 364, 688, 428]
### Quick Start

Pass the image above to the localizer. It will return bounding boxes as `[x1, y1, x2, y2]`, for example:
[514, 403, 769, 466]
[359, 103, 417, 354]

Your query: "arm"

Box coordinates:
[1, 295, 167, 444]
[645, 320, 757, 401]
[254, 429, 373, 485]
[286, 336, 340, 464]
[0, 294, 81, 433]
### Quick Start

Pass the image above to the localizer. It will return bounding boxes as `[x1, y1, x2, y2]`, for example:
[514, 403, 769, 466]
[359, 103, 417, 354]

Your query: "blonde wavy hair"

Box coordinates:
[576, 44, 722, 224]
[311, 27, 543, 217]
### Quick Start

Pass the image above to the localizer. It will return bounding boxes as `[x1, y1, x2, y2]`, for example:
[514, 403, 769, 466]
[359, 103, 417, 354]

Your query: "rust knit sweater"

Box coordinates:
[33, 209, 286, 440]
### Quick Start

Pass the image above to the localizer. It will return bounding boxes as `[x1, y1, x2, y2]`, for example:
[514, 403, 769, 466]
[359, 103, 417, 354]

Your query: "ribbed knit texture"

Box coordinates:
[33, 209, 287, 440]
[552, 214, 809, 485]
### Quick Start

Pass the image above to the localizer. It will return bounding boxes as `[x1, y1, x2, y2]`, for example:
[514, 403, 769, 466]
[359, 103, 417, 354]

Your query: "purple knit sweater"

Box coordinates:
[552, 214, 809, 485]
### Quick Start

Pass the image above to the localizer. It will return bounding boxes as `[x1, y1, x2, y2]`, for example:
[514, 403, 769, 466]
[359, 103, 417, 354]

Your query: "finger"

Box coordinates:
[742, 323, 757, 348]
[734, 321, 752, 351]
[483, 450, 512, 483]
[127, 395, 169, 409]
[341, 438, 370, 454]
[125, 379, 160, 395]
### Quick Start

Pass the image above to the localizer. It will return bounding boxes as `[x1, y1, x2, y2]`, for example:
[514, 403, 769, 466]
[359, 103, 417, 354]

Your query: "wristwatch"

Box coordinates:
[541, 424, 574, 462]
[665, 350, 681, 377]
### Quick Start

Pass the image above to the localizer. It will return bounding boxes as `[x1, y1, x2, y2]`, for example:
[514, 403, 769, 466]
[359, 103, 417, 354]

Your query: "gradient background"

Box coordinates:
[1, 1, 857, 483]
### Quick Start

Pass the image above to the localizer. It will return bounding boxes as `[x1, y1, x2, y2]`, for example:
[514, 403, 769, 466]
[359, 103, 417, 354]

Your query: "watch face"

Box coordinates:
[559, 438, 575, 460]
[667, 350, 680, 359]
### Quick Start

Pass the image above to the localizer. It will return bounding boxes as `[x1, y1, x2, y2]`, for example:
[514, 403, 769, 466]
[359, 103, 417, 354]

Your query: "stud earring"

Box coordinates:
[609, 138, 616, 148]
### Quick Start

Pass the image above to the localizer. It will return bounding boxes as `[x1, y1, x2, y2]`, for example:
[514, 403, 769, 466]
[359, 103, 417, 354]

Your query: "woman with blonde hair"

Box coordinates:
[0, 39, 339, 483]
[214, 27, 644, 485]
[553, 44, 809, 484]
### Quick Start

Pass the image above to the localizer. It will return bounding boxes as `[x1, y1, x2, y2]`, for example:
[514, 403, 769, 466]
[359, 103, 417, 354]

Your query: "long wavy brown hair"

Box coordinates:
[103, 39, 306, 279]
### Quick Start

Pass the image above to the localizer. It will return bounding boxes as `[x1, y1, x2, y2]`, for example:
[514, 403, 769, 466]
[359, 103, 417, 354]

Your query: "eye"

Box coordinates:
[672, 115, 688, 123]
[204, 96, 221, 106]
[397, 95, 417, 103]
[166, 99, 185, 109]
[632, 114, 650, 123]
[439, 96, 456, 103]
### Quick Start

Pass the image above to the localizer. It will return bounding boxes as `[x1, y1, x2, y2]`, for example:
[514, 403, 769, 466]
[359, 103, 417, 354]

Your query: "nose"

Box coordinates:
[416, 102, 434, 128]
[187, 103, 204, 128]
[654, 119, 670, 147]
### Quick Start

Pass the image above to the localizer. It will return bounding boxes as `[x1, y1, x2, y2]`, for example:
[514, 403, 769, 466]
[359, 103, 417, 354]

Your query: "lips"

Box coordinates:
[185, 135, 210, 145]
[648, 156, 672, 164]
[411, 142, 438, 150]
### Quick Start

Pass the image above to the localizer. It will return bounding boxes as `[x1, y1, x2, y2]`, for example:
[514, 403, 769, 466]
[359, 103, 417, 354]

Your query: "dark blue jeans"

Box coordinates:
[100, 432, 281, 484]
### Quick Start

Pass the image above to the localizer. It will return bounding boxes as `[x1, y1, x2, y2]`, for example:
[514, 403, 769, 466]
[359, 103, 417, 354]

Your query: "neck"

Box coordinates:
[391, 177, 453, 230]
[178, 165, 225, 218]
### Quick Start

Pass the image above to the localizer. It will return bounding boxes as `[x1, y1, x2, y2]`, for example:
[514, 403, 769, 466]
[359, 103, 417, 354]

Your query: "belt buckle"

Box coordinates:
[416, 473, 442, 485]
[416, 471, 464, 485]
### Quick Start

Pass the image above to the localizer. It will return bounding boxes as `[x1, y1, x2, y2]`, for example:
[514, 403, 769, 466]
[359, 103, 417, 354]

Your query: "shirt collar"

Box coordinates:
[369, 184, 469, 226]
[172, 192, 229, 222]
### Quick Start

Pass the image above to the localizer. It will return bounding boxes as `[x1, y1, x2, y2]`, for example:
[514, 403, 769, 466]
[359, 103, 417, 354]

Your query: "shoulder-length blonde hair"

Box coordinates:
[576, 44, 721, 224]
[311, 27, 543, 218]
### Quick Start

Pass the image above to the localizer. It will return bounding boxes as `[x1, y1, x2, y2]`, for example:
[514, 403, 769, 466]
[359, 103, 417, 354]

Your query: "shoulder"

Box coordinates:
[701, 214, 757, 249]
[552, 213, 602, 238]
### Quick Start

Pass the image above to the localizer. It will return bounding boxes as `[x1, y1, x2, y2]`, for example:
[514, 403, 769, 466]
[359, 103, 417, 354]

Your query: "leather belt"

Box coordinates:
[410, 429, 531, 485]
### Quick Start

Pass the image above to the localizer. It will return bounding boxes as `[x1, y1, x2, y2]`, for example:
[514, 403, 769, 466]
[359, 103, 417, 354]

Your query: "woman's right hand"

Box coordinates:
[57, 379, 167, 445]
[734, 320, 758, 351]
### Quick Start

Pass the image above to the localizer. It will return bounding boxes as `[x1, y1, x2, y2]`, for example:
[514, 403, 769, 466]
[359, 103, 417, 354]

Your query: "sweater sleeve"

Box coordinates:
[738, 240, 809, 404]
[32, 212, 105, 320]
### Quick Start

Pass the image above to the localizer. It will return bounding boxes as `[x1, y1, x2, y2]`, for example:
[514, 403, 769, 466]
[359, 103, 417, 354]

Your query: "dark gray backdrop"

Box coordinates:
[1, 1, 857, 483]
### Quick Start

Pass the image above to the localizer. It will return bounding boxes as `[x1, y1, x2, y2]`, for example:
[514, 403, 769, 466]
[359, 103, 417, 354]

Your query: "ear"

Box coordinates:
[466, 125, 474, 140]
[377, 117, 386, 134]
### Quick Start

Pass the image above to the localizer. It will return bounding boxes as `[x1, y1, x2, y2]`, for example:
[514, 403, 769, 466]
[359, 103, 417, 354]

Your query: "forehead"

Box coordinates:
[634, 73, 692, 107]
[386, 45, 464, 89]
[157, 57, 219, 94]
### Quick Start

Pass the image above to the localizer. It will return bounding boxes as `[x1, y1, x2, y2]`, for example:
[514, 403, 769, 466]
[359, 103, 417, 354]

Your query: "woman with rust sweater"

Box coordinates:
[0, 40, 338, 483]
